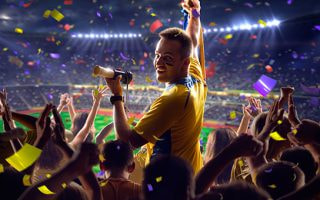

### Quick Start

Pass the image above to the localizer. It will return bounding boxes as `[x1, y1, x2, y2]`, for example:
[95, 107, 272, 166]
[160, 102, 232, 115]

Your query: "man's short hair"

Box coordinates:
[101, 140, 133, 170]
[159, 27, 192, 59]
[143, 155, 194, 200]
[255, 161, 305, 199]
[280, 146, 318, 183]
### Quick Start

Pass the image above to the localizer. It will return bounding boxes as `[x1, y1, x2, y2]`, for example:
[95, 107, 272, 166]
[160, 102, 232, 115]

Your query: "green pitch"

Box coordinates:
[0, 112, 214, 173]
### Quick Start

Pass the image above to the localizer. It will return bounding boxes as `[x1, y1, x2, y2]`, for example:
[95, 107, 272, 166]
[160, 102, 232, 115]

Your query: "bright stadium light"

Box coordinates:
[71, 32, 143, 39]
[203, 19, 281, 34]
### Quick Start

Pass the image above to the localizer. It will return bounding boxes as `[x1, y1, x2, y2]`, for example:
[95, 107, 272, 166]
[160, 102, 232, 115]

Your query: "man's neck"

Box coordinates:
[104, 170, 129, 180]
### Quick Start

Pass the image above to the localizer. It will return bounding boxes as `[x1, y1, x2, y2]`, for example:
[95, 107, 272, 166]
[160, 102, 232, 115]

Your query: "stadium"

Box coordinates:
[0, 0, 320, 199]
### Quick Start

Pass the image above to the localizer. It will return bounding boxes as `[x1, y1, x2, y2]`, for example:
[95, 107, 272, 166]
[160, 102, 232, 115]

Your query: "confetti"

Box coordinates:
[23, 174, 32, 186]
[252, 54, 260, 58]
[277, 120, 282, 125]
[5, 144, 42, 172]
[238, 160, 244, 167]
[120, 52, 130, 60]
[153, 135, 164, 141]
[49, 53, 60, 59]
[23, 2, 33, 8]
[265, 65, 273, 73]
[43, 10, 51, 18]
[253, 75, 277, 97]
[292, 129, 298, 135]
[46, 174, 51, 178]
[50, 9, 64, 22]
[270, 131, 286, 141]
[258, 19, 267, 27]
[156, 176, 162, 182]
[268, 184, 277, 189]
[93, 89, 99, 97]
[99, 154, 105, 162]
[3, 47, 8, 51]
[15, 28, 23, 34]
[61, 183, 67, 188]
[209, 22, 216, 26]
[314, 25, 320, 31]
[37, 48, 42, 55]
[264, 168, 272, 173]
[100, 181, 107, 187]
[229, 111, 236, 120]
[150, 13, 157, 17]
[0, 164, 3, 173]
[150, 19, 163, 33]
[145, 76, 153, 83]
[244, 2, 253, 8]
[224, 34, 233, 40]
[64, 0, 73, 5]
[287, 0, 293, 5]
[127, 116, 135, 125]
[132, 59, 136, 65]
[218, 38, 228, 45]
[147, 184, 153, 191]
[38, 185, 55, 195]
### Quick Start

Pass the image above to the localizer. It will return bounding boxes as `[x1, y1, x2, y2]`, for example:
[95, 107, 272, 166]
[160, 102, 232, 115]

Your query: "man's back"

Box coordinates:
[100, 178, 141, 200]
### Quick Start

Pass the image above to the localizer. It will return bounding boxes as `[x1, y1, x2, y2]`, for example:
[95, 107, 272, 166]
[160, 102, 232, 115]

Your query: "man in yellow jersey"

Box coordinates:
[105, 0, 207, 174]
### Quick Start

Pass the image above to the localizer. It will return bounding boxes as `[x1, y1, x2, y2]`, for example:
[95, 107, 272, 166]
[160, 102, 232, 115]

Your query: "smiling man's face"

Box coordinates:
[154, 38, 186, 83]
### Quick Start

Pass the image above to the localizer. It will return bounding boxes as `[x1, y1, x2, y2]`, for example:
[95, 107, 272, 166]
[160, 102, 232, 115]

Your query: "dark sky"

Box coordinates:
[0, 0, 319, 34]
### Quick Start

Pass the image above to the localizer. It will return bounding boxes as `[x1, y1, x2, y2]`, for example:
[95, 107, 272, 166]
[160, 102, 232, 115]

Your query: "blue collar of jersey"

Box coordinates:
[165, 75, 199, 91]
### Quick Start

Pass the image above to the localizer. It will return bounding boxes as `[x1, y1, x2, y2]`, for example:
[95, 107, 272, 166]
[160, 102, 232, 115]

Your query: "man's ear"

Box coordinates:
[127, 161, 135, 173]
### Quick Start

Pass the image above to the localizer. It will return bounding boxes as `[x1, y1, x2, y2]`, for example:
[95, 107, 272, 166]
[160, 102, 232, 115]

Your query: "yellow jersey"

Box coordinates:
[134, 57, 207, 174]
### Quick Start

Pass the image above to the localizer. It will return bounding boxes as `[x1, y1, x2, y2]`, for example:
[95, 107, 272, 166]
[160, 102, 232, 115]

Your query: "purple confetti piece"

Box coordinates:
[265, 168, 273, 173]
[314, 25, 320, 31]
[24, 70, 30, 75]
[244, 2, 253, 8]
[147, 184, 153, 191]
[292, 52, 298, 59]
[253, 75, 277, 97]
[287, 0, 293, 5]
[108, 12, 113, 19]
[96, 11, 101, 17]
[50, 53, 60, 59]
[140, 66, 145, 71]
[191, 9, 200, 18]
[47, 94, 53, 100]
[120, 52, 130, 60]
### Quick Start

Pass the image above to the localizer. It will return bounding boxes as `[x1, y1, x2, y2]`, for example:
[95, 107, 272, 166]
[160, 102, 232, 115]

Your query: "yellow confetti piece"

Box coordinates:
[268, 184, 277, 189]
[46, 174, 51, 178]
[277, 120, 282, 125]
[132, 59, 136, 65]
[3, 47, 8, 51]
[252, 54, 260, 58]
[247, 63, 255, 70]
[0, 164, 3, 173]
[258, 19, 267, 27]
[50, 9, 64, 22]
[23, 174, 32, 186]
[153, 135, 164, 141]
[209, 22, 216, 26]
[270, 131, 286, 141]
[93, 89, 99, 97]
[127, 116, 135, 125]
[5, 144, 42, 172]
[238, 159, 244, 168]
[15, 28, 23, 34]
[38, 185, 55, 195]
[224, 34, 233, 40]
[230, 111, 236, 120]
[100, 181, 107, 187]
[56, 41, 61, 46]
[99, 154, 105, 162]
[37, 48, 42, 55]
[43, 10, 51, 18]
[98, 84, 105, 90]
[292, 129, 298, 135]
[61, 183, 67, 188]
[156, 176, 162, 182]
[145, 76, 153, 83]
[150, 13, 157, 17]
